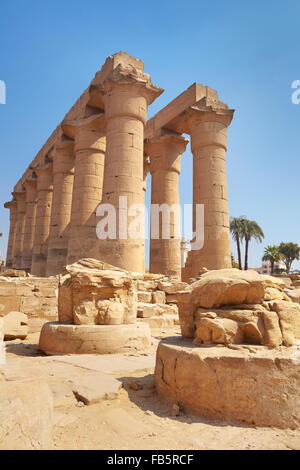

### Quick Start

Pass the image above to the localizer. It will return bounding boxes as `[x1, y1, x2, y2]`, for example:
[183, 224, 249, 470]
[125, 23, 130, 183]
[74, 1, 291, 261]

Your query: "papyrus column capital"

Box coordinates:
[22, 178, 37, 202]
[12, 190, 26, 211]
[35, 163, 53, 192]
[95, 65, 163, 124]
[145, 133, 188, 175]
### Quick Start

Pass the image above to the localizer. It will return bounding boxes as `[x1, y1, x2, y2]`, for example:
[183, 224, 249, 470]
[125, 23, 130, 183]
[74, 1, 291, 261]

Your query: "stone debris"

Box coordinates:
[178, 268, 300, 348]
[69, 372, 122, 405]
[2, 311, 28, 340]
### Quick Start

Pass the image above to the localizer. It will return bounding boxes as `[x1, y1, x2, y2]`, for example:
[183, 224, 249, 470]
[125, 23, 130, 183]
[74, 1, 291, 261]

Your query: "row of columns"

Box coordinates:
[5, 58, 233, 279]
[5, 108, 232, 279]
[5, 67, 164, 276]
[5, 109, 232, 279]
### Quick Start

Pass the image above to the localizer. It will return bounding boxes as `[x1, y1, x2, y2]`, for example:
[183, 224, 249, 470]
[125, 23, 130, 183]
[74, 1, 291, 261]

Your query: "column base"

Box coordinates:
[155, 337, 300, 429]
[38, 322, 151, 355]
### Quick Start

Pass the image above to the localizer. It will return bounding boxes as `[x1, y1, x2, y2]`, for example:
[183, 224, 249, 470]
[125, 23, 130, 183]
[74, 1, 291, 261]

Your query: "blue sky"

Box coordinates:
[0, 0, 299, 269]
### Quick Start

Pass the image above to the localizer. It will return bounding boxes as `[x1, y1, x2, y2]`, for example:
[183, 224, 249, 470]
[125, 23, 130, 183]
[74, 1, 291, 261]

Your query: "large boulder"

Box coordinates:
[193, 305, 282, 347]
[177, 269, 300, 348]
[58, 259, 137, 326]
[190, 269, 285, 309]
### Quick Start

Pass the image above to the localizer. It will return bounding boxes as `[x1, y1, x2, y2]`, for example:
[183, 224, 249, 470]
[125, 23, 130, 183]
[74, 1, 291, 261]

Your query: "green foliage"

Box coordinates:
[278, 242, 300, 274]
[262, 245, 283, 275]
[230, 217, 264, 270]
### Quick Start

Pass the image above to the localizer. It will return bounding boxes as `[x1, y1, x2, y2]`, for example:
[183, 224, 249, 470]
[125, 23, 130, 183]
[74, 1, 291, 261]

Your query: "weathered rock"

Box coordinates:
[285, 288, 300, 304]
[137, 291, 152, 303]
[138, 314, 178, 329]
[136, 280, 158, 291]
[279, 277, 293, 288]
[155, 338, 300, 429]
[0, 269, 29, 278]
[0, 379, 53, 449]
[152, 291, 166, 304]
[69, 373, 122, 405]
[2, 311, 28, 340]
[157, 280, 188, 294]
[39, 322, 151, 355]
[269, 301, 300, 346]
[194, 317, 243, 345]
[262, 310, 283, 348]
[177, 290, 193, 337]
[58, 275, 73, 324]
[191, 269, 268, 309]
[264, 287, 291, 302]
[137, 302, 177, 318]
[63, 258, 126, 275]
[59, 259, 137, 326]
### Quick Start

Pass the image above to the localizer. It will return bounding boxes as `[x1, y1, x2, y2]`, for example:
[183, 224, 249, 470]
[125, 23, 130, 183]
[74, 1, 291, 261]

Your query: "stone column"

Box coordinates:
[98, 65, 162, 272]
[21, 178, 37, 271]
[31, 163, 53, 276]
[189, 108, 234, 275]
[4, 200, 17, 268]
[66, 116, 106, 265]
[12, 191, 26, 269]
[46, 138, 75, 275]
[146, 133, 188, 278]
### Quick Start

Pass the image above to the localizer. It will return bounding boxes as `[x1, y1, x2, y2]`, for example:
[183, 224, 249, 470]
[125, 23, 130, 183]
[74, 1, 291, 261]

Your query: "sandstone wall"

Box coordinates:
[0, 276, 58, 333]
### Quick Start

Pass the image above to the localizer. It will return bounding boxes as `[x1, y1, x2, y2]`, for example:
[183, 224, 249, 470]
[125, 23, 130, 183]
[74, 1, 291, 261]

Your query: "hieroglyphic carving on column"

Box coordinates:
[21, 178, 38, 271]
[95, 64, 163, 272]
[65, 115, 106, 265]
[31, 163, 53, 276]
[46, 136, 74, 276]
[145, 132, 188, 279]
[12, 191, 26, 269]
[3, 200, 17, 268]
[185, 98, 234, 275]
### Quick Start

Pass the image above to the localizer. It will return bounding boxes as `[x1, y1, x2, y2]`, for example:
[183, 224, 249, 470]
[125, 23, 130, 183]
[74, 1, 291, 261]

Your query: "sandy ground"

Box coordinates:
[2, 331, 300, 451]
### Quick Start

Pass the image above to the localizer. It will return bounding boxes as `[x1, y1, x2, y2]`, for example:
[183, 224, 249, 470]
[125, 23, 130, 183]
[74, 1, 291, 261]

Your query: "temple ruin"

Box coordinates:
[4, 52, 234, 280]
[1, 52, 300, 449]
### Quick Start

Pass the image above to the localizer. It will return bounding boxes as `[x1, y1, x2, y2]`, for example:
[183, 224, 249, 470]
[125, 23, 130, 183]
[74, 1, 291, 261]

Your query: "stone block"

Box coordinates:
[152, 291, 166, 304]
[155, 339, 300, 429]
[3, 311, 28, 340]
[137, 291, 152, 303]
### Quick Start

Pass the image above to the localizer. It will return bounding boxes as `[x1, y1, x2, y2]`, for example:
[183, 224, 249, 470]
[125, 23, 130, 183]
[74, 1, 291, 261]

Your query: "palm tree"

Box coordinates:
[243, 220, 264, 270]
[230, 216, 246, 270]
[278, 242, 300, 274]
[262, 245, 282, 275]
